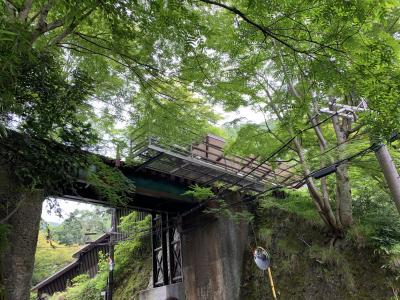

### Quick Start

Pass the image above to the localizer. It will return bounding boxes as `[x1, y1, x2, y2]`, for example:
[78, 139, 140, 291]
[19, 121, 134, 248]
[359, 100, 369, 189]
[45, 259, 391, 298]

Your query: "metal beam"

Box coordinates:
[59, 195, 165, 214]
[134, 152, 165, 172]
[147, 144, 264, 191]
[170, 162, 191, 174]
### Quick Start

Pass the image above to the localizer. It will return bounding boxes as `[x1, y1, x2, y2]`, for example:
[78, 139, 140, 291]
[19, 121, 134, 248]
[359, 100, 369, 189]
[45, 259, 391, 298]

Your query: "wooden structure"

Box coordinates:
[151, 213, 183, 288]
[32, 209, 145, 298]
[31, 233, 110, 298]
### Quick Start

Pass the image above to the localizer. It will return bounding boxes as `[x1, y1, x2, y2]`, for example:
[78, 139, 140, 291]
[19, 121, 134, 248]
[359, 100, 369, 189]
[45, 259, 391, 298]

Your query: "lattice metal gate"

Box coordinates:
[151, 213, 183, 287]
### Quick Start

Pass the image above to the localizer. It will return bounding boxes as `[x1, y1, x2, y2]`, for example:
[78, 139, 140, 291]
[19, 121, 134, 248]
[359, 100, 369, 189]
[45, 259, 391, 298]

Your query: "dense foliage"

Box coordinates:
[32, 232, 80, 287]
[1, 0, 400, 297]
[262, 186, 400, 273]
[47, 254, 109, 300]
[46, 211, 151, 300]
[87, 158, 136, 206]
[48, 208, 111, 246]
[113, 213, 152, 299]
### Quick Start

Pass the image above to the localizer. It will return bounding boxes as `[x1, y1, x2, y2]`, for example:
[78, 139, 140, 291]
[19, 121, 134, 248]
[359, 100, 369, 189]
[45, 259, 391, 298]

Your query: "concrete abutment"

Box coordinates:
[139, 192, 249, 300]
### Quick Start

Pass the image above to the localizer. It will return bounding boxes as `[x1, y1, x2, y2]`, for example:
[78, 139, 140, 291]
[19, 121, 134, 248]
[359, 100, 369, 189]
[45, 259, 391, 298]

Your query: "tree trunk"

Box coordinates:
[292, 136, 338, 233]
[309, 114, 336, 224]
[331, 114, 353, 228]
[334, 163, 352, 227]
[374, 144, 400, 213]
[262, 45, 339, 233]
[0, 166, 44, 300]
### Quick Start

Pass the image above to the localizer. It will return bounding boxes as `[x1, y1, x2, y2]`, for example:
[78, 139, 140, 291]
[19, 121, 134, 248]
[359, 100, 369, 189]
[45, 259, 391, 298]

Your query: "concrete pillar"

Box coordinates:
[0, 165, 44, 300]
[181, 192, 249, 300]
[139, 282, 185, 300]
[375, 144, 400, 213]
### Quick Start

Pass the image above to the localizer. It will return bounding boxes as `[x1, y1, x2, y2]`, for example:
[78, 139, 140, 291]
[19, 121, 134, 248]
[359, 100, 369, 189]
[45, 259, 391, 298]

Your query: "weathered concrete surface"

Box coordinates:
[139, 282, 185, 300]
[181, 191, 249, 300]
[0, 165, 44, 300]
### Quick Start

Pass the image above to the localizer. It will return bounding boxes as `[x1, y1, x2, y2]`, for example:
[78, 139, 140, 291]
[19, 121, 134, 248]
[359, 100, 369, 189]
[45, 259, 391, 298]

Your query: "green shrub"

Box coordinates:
[32, 233, 80, 286]
[114, 212, 152, 300]
[49, 254, 108, 300]
[259, 189, 322, 225]
[352, 186, 400, 253]
[183, 184, 214, 201]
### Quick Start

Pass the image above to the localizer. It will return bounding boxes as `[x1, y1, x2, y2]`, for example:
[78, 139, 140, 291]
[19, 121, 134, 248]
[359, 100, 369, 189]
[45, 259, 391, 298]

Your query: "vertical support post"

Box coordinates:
[152, 213, 169, 287]
[107, 208, 116, 300]
[374, 144, 400, 213]
[161, 213, 169, 286]
[267, 267, 277, 300]
[205, 135, 209, 159]
[151, 213, 158, 287]
[168, 218, 175, 283]
[168, 216, 183, 284]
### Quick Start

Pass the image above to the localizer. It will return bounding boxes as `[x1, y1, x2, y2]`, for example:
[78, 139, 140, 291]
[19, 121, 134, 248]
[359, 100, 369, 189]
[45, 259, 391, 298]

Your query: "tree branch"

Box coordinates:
[19, 0, 33, 22]
[49, 8, 94, 46]
[3, 0, 18, 16]
[30, 2, 64, 42]
[74, 32, 159, 72]
[198, 0, 343, 55]
[0, 196, 24, 224]
[37, 1, 52, 29]
[47, 19, 64, 31]
[60, 43, 130, 68]
[348, 123, 363, 134]
[27, 10, 40, 25]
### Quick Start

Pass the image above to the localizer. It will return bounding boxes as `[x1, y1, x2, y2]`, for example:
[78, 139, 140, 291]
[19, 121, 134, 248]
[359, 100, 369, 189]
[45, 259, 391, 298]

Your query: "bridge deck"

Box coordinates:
[131, 134, 298, 193]
[65, 134, 298, 213]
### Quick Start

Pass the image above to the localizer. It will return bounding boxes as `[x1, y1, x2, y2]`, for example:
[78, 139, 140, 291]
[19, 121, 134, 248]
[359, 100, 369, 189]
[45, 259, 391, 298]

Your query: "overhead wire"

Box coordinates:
[35, 75, 375, 243]
[190, 109, 373, 207]
[220, 140, 377, 211]
[96, 137, 377, 244]
[79, 143, 372, 245]
[44, 138, 370, 246]
[176, 111, 341, 219]
[17, 106, 372, 246]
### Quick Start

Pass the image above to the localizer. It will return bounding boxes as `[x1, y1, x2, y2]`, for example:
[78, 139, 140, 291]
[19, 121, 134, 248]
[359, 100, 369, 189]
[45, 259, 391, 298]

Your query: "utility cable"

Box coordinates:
[98, 140, 376, 243]
[89, 163, 351, 244]
[177, 112, 340, 220]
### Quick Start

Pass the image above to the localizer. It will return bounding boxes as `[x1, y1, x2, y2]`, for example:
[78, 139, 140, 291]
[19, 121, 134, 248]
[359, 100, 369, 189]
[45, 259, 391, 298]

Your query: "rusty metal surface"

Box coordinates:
[132, 134, 299, 193]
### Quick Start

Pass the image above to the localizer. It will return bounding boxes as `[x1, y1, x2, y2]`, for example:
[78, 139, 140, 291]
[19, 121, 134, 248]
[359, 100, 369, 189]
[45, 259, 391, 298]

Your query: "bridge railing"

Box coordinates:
[130, 134, 301, 193]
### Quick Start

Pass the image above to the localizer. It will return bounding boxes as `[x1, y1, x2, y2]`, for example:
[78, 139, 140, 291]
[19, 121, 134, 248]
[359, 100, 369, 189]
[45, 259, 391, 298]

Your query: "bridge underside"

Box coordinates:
[63, 167, 200, 214]
[131, 135, 298, 192]
[55, 134, 297, 214]
[33, 134, 297, 299]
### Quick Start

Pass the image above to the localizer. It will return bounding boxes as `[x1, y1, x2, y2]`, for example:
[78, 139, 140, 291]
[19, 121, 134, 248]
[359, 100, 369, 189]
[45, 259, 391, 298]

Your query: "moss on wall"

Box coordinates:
[113, 255, 151, 300]
[113, 214, 152, 300]
[241, 206, 400, 300]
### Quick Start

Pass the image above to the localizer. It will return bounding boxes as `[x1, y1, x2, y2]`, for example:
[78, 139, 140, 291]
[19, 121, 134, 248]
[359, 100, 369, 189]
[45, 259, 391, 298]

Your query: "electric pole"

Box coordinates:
[320, 100, 400, 214]
[374, 144, 400, 213]
[107, 209, 116, 300]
